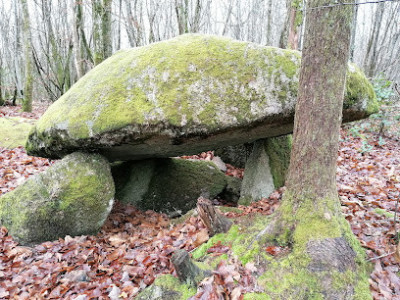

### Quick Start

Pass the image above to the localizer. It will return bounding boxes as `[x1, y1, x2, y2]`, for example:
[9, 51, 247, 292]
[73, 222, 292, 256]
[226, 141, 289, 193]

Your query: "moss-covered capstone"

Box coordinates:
[26, 34, 377, 160]
[0, 117, 35, 148]
[239, 135, 292, 205]
[0, 152, 115, 245]
[112, 158, 241, 215]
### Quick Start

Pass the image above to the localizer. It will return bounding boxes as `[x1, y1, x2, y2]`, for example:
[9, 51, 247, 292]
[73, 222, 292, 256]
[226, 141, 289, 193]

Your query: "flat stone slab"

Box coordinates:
[26, 34, 378, 160]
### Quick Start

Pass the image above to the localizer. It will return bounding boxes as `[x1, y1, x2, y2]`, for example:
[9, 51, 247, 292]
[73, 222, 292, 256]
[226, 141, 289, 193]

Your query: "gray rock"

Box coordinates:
[26, 34, 377, 161]
[211, 156, 227, 172]
[214, 143, 253, 168]
[112, 158, 241, 215]
[0, 152, 115, 245]
[239, 135, 292, 204]
[239, 141, 275, 205]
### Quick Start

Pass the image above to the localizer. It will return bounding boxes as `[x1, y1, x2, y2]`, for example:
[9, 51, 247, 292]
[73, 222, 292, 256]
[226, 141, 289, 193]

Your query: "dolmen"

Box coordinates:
[0, 34, 377, 245]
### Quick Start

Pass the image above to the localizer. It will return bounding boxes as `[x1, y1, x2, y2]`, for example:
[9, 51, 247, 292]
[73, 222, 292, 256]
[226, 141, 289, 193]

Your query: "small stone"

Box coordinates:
[211, 156, 227, 172]
[62, 270, 89, 282]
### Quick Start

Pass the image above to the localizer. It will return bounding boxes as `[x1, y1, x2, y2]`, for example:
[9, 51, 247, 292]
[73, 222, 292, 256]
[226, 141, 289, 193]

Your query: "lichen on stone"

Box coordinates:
[26, 34, 377, 160]
[0, 152, 115, 245]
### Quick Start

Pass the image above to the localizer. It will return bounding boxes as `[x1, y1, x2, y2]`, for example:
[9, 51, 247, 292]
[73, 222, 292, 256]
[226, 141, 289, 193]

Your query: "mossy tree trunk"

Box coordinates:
[71, 0, 85, 79]
[267, 0, 371, 298]
[19, 0, 33, 112]
[92, 0, 112, 66]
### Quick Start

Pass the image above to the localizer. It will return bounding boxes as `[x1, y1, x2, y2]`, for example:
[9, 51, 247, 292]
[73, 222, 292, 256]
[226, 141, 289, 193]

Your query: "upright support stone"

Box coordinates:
[239, 135, 292, 205]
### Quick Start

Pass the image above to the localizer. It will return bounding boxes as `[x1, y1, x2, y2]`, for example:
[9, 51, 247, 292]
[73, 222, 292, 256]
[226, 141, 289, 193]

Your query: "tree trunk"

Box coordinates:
[265, 0, 371, 298]
[0, 62, 3, 106]
[70, 0, 85, 79]
[92, 0, 112, 66]
[19, 0, 33, 112]
[266, 0, 273, 45]
[279, 0, 302, 50]
[349, 0, 359, 62]
[365, 4, 384, 77]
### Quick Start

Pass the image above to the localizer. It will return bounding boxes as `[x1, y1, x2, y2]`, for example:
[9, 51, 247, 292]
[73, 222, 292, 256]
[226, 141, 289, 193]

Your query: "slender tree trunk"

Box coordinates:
[287, 6, 298, 49]
[0, 59, 3, 106]
[116, 0, 122, 50]
[71, 0, 85, 79]
[349, 1, 359, 62]
[267, 0, 371, 297]
[19, 0, 33, 112]
[266, 0, 273, 45]
[280, 0, 301, 50]
[191, 0, 202, 33]
[92, 0, 112, 66]
[175, 0, 189, 35]
[365, 4, 384, 77]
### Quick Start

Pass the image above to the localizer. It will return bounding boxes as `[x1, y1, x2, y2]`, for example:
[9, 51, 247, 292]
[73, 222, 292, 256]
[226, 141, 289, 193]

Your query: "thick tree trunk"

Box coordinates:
[19, 0, 33, 112]
[265, 0, 371, 298]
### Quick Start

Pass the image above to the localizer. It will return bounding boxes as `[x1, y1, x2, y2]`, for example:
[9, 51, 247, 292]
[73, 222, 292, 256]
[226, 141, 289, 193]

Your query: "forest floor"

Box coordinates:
[0, 104, 399, 299]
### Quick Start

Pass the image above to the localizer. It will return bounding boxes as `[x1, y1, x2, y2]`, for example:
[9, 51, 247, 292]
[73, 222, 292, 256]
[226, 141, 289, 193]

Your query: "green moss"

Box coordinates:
[374, 208, 395, 218]
[192, 215, 272, 265]
[264, 135, 292, 188]
[138, 274, 196, 300]
[238, 195, 253, 206]
[192, 190, 371, 298]
[0, 117, 35, 148]
[252, 192, 372, 299]
[155, 275, 196, 298]
[345, 63, 379, 115]
[114, 158, 239, 214]
[243, 293, 271, 300]
[27, 34, 377, 160]
[0, 152, 114, 245]
[203, 253, 229, 269]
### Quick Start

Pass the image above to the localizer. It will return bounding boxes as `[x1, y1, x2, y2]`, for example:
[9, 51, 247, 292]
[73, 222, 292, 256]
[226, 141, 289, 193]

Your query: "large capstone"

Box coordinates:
[0, 152, 115, 245]
[112, 158, 241, 215]
[26, 34, 378, 160]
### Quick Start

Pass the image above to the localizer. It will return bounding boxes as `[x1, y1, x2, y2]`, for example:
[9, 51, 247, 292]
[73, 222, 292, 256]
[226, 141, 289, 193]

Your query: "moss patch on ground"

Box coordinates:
[0, 117, 35, 148]
[191, 191, 372, 299]
[374, 208, 395, 218]
[137, 274, 196, 300]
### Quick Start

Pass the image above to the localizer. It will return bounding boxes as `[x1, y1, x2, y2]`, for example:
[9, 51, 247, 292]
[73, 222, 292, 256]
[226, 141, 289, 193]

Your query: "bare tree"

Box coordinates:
[19, 0, 33, 112]
[92, 0, 112, 65]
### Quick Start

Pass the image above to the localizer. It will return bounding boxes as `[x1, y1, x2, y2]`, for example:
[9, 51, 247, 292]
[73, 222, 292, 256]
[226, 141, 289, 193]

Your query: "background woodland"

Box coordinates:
[0, 0, 399, 107]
